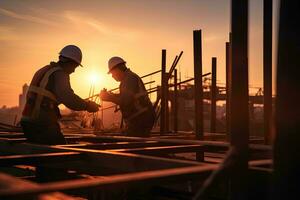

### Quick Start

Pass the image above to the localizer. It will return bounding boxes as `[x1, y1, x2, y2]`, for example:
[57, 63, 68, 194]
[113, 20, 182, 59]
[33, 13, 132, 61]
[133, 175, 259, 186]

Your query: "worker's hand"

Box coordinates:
[100, 89, 112, 101]
[86, 101, 100, 113]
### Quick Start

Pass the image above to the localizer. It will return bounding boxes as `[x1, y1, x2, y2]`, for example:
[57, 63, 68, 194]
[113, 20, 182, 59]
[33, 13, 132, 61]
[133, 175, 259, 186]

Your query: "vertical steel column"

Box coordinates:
[193, 30, 204, 140]
[174, 69, 178, 133]
[101, 99, 104, 128]
[230, 0, 249, 199]
[165, 72, 170, 133]
[226, 41, 231, 140]
[210, 57, 217, 133]
[263, 0, 273, 144]
[193, 30, 204, 161]
[273, 1, 300, 199]
[160, 49, 167, 134]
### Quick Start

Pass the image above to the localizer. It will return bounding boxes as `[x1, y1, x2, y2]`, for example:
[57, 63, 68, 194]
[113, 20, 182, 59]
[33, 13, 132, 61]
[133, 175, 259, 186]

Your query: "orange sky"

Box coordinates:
[0, 0, 278, 107]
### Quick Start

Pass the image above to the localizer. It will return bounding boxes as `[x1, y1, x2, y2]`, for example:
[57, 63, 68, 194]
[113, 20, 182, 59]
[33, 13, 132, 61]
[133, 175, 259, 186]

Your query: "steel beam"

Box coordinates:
[0, 165, 216, 199]
[165, 72, 170, 133]
[59, 141, 167, 150]
[53, 145, 200, 172]
[193, 30, 204, 140]
[111, 144, 205, 155]
[210, 57, 217, 133]
[160, 49, 167, 134]
[230, 0, 249, 199]
[263, 0, 273, 144]
[0, 152, 82, 167]
[226, 41, 231, 141]
[174, 69, 178, 133]
[273, 1, 300, 199]
[193, 30, 204, 162]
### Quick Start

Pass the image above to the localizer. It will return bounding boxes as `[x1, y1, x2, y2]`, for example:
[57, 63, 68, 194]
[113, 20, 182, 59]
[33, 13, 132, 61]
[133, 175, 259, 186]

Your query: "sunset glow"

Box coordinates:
[88, 73, 101, 85]
[0, 0, 278, 107]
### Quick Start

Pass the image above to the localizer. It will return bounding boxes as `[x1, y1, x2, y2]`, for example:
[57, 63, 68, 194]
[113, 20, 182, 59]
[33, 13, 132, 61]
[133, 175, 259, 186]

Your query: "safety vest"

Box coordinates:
[22, 63, 62, 120]
[120, 70, 154, 122]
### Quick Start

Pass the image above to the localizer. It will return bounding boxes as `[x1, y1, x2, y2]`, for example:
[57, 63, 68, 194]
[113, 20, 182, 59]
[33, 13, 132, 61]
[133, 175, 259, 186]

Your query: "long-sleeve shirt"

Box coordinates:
[51, 70, 86, 111]
[22, 62, 86, 123]
[109, 69, 153, 120]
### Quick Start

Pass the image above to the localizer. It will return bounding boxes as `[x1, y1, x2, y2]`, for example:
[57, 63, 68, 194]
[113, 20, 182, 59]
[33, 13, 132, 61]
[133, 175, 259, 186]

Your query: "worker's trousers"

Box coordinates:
[21, 120, 67, 182]
[125, 111, 155, 137]
[21, 120, 66, 145]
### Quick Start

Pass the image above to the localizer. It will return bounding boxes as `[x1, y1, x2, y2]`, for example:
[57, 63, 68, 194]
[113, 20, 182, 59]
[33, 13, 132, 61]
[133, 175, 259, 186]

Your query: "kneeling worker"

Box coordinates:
[21, 45, 99, 145]
[100, 57, 155, 137]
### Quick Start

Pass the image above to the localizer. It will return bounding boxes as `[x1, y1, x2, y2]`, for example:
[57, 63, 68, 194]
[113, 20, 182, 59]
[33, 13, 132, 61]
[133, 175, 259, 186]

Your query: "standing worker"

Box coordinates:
[21, 45, 99, 145]
[100, 56, 155, 137]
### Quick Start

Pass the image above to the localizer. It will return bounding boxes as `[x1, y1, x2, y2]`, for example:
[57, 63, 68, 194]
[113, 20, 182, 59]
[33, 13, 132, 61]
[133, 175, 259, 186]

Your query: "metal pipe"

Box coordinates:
[141, 70, 162, 79]
[167, 51, 183, 81]
[85, 80, 155, 100]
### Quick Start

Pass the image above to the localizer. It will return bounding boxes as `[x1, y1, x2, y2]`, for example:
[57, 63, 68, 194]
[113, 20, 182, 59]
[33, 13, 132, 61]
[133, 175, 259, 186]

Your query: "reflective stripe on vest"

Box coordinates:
[28, 85, 57, 102]
[30, 67, 62, 119]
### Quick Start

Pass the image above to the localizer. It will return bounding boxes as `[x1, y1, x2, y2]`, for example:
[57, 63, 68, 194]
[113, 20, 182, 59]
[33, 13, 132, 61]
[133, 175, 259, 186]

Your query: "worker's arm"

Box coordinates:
[53, 71, 87, 111]
[100, 76, 138, 106]
[100, 90, 121, 104]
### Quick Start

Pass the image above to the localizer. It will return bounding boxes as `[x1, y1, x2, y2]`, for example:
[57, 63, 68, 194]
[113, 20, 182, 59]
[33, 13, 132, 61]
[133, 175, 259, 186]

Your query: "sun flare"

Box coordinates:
[89, 73, 101, 85]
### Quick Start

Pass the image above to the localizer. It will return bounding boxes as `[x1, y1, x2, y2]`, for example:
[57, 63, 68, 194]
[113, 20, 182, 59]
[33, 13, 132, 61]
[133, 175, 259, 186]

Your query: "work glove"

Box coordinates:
[86, 101, 100, 113]
[100, 88, 113, 101]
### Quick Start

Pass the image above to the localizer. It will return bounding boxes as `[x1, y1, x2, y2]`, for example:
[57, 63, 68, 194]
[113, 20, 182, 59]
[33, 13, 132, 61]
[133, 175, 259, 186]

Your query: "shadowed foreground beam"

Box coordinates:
[273, 1, 300, 199]
[0, 165, 217, 199]
[229, 0, 249, 199]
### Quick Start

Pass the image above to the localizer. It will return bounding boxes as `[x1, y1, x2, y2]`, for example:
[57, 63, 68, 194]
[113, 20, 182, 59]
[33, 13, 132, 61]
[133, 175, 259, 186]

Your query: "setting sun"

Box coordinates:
[89, 73, 100, 85]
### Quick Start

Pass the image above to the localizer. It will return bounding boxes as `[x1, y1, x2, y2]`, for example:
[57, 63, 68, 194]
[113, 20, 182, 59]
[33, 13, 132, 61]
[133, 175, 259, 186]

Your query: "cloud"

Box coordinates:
[0, 26, 18, 41]
[64, 11, 111, 35]
[63, 11, 140, 40]
[0, 7, 59, 27]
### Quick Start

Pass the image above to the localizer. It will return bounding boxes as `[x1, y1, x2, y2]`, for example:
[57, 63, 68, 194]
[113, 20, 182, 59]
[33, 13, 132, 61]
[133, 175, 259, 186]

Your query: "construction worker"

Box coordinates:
[100, 56, 155, 137]
[21, 45, 99, 145]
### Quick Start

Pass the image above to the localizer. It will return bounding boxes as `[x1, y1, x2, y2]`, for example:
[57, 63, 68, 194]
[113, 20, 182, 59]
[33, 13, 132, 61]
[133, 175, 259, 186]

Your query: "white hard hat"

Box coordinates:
[59, 45, 83, 67]
[108, 56, 126, 74]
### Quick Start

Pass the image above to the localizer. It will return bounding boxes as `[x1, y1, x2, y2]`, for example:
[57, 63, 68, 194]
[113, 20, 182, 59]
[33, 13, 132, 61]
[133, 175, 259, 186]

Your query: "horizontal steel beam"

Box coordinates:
[58, 141, 171, 150]
[0, 152, 82, 167]
[0, 173, 79, 200]
[0, 165, 217, 199]
[53, 145, 201, 172]
[112, 144, 204, 155]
